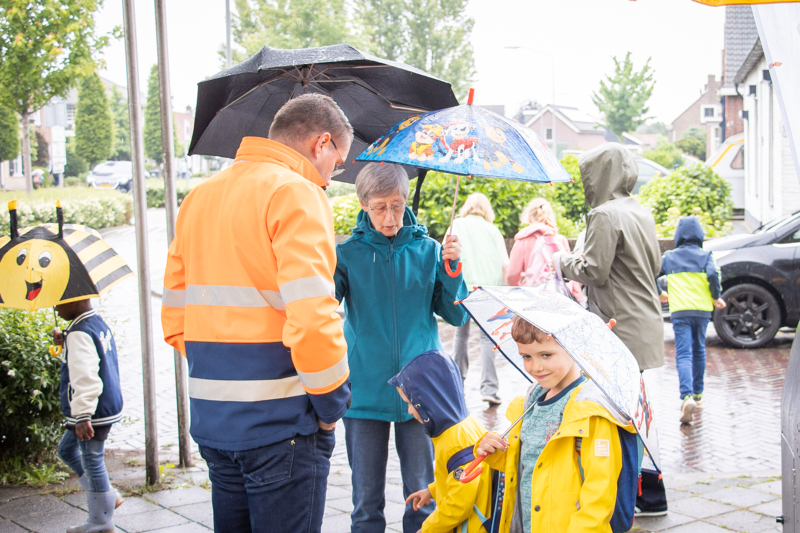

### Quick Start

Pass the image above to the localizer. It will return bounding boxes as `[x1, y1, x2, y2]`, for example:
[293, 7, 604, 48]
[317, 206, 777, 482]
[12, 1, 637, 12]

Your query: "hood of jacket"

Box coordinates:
[514, 221, 556, 241]
[352, 206, 428, 251]
[388, 350, 468, 438]
[578, 143, 638, 208]
[674, 216, 704, 247]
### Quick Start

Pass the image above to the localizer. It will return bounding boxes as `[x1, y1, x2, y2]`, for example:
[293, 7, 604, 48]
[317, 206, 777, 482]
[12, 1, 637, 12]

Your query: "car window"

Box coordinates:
[758, 211, 800, 234]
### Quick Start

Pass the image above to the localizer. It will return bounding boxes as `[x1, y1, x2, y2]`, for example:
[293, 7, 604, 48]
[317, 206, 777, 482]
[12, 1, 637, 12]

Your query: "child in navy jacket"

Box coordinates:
[53, 298, 123, 533]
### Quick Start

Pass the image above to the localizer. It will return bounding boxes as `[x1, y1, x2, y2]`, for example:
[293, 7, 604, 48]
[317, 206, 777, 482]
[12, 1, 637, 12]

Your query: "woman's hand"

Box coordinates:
[405, 488, 432, 511]
[442, 234, 461, 262]
[476, 431, 508, 457]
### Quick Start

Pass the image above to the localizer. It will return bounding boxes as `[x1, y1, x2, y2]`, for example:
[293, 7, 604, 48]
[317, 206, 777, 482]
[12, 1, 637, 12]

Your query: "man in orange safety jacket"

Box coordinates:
[162, 94, 352, 533]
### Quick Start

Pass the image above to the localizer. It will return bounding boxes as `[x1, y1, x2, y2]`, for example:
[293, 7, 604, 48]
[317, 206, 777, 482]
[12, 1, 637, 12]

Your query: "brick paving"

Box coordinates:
[0, 209, 791, 532]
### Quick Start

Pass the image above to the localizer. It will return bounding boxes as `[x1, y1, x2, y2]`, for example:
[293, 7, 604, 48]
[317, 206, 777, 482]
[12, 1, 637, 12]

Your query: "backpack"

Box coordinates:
[576, 428, 642, 533]
[523, 234, 579, 302]
[447, 446, 506, 533]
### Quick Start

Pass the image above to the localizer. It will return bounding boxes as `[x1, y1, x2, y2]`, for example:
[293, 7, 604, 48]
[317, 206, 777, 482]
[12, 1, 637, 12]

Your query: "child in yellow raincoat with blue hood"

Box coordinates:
[390, 350, 502, 533]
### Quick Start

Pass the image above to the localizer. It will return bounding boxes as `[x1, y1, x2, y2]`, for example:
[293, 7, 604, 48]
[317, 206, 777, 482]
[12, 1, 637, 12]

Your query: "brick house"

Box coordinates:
[524, 105, 612, 157]
[670, 74, 722, 158]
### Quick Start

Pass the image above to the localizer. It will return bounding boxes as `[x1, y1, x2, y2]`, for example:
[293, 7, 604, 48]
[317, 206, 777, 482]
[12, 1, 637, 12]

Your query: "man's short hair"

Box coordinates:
[511, 314, 549, 344]
[269, 94, 354, 146]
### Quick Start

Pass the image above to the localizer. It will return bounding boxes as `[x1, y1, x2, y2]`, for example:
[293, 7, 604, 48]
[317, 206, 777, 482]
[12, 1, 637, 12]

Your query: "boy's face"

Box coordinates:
[54, 299, 92, 321]
[517, 336, 579, 392]
[396, 387, 424, 424]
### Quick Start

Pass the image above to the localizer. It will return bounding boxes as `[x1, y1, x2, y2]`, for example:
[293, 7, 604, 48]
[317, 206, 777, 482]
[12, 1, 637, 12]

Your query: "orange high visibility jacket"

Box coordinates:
[162, 137, 350, 451]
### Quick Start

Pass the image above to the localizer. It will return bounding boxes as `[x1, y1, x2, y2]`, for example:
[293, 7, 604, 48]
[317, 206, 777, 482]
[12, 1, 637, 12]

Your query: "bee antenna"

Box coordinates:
[8, 200, 18, 239]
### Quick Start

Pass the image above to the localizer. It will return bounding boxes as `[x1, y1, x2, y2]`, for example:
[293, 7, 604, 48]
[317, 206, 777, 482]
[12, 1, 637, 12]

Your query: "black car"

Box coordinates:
[705, 210, 800, 348]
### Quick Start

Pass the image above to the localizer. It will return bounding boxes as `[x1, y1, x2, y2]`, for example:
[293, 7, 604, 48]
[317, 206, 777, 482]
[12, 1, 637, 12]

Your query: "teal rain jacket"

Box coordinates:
[335, 207, 468, 422]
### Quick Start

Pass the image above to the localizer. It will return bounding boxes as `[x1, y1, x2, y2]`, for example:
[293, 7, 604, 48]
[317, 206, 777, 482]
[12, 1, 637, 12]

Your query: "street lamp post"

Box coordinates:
[505, 46, 557, 156]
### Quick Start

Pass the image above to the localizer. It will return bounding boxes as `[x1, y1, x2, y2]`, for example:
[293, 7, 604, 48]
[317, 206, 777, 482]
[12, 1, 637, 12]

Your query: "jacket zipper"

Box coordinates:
[390, 241, 401, 420]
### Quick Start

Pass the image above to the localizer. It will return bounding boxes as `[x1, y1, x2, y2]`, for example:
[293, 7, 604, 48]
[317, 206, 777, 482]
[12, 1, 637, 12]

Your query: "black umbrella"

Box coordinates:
[188, 43, 459, 187]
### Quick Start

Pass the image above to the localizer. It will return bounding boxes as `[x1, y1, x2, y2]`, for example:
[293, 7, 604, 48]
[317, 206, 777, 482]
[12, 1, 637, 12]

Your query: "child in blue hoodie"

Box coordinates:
[390, 351, 499, 533]
[659, 216, 726, 423]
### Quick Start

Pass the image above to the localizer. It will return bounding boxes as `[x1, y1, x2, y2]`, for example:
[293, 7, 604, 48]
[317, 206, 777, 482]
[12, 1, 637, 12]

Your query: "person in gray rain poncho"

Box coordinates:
[555, 143, 668, 517]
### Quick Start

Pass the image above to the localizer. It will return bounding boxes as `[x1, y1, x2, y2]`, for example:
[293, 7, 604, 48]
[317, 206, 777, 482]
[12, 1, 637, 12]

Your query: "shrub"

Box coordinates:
[64, 177, 85, 188]
[0, 189, 133, 234]
[675, 136, 706, 160]
[545, 155, 586, 225]
[144, 178, 203, 208]
[65, 137, 89, 178]
[642, 141, 684, 170]
[0, 309, 66, 462]
[636, 164, 733, 238]
[325, 181, 356, 198]
[331, 193, 361, 236]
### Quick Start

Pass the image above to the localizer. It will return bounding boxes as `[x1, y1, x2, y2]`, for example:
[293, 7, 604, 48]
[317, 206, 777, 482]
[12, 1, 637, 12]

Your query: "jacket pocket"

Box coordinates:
[551, 492, 582, 531]
[241, 438, 295, 485]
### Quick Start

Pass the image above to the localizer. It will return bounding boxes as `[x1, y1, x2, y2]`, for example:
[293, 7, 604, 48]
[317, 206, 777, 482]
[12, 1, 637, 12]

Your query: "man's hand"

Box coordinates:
[442, 234, 461, 262]
[53, 328, 64, 346]
[476, 431, 508, 457]
[318, 419, 337, 431]
[714, 298, 727, 309]
[659, 292, 669, 303]
[75, 420, 94, 441]
[405, 488, 432, 511]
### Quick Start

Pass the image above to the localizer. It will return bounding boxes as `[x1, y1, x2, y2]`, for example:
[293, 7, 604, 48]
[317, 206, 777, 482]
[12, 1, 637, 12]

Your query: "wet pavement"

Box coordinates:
[1, 209, 790, 532]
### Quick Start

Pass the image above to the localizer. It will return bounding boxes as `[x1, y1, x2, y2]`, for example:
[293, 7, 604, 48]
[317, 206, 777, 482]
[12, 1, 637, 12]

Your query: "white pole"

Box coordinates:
[122, 0, 159, 486]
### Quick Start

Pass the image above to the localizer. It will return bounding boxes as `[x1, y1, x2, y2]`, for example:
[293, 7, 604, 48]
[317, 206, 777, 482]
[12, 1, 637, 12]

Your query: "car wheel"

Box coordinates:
[713, 283, 781, 348]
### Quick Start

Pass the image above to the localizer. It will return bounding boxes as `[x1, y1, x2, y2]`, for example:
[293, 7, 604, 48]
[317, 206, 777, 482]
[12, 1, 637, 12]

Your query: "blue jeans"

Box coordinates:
[57, 428, 111, 493]
[672, 316, 710, 399]
[344, 417, 435, 533]
[199, 429, 335, 533]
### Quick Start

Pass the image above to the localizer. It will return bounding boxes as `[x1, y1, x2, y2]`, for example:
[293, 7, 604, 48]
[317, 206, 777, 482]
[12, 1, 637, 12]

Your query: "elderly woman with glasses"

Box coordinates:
[335, 162, 468, 533]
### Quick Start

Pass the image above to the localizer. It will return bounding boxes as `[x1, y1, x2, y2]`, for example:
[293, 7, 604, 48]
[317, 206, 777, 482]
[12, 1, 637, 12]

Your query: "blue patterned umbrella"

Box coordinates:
[460, 285, 661, 472]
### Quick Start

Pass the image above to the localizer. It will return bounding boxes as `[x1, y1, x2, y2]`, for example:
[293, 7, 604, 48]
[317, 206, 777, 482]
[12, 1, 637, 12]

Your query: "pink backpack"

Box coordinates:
[522, 234, 570, 287]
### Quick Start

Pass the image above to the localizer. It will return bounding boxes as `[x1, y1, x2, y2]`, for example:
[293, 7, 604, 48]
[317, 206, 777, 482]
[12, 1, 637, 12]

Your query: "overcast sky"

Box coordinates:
[95, 0, 726, 125]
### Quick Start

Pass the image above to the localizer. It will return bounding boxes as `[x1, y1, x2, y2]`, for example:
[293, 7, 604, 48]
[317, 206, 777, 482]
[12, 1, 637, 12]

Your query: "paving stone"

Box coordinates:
[750, 498, 783, 517]
[325, 485, 352, 501]
[113, 508, 190, 532]
[659, 521, 731, 533]
[706, 510, 781, 532]
[383, 500, 406, 525]
[703, 486, 777, 507]
[665, 488, 693, 502]
[668, 497, 737, 519]
[385, 482, 406, 505]
[147, 523, 211, 533]
[678, 482, 722, 495]
[0, 495, 87, 533]
[0, 488, 35, 504]
[143, 486, 211, 508]
[113, 496, 165, 516]
[326, 496, 354, 514]
[0, 518, 27, 533]
[632, 510, 695, 531]
[321, 511, 352, 533]
[751, 480, 782, 496]
[171, 502, 213, 529]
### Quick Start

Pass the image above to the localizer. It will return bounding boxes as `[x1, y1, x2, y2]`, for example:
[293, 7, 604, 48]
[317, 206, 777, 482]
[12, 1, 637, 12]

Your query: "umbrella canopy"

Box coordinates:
[0, 201, 133, 311]
[460, 286, 661, 472]
[692, 0, 799, 4]
[356, 91, 572, 184]
[188, 43, 459, 184]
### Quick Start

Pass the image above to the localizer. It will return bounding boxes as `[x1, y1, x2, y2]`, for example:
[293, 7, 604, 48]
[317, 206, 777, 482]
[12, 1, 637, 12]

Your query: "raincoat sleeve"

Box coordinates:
[507, 241, 526, 286]
[559, 211, 617, 287]
[567, 416, 623, 533]
[421, 459, 484, 532]
[334, 245, 349, 303]
[66, 331, 103, 422]
[269, 182, 350, 423]
[433, 241, 469, 327]
[162, 196, 189, 357]
[706, 253, 722, 299]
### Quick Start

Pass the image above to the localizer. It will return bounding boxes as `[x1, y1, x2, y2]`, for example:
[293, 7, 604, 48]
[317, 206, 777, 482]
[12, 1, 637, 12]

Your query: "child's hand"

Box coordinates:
[52, 328, 64, 346]
[75, 420, 94, 441]
[714, 298, 727, 309]
[405, 488, 432, 511]
[476, 431, 508, 457]
[659, 292, 669, 303]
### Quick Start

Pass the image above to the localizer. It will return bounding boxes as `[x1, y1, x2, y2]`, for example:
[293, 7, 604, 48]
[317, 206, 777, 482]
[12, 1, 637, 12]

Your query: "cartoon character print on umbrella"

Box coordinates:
[483, 126, 525, 174]
[439, 120, 480, 164]
[365, 115, 422, 156]
[408, 124, 443, 162]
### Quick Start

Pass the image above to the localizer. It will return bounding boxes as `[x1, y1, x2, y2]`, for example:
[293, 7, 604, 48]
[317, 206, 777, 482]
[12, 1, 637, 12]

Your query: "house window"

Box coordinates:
[700, 105, 721, 123]
[66, 104, 76, 127]
[704, 108, 715, 117]
[545, 128, 553, 140]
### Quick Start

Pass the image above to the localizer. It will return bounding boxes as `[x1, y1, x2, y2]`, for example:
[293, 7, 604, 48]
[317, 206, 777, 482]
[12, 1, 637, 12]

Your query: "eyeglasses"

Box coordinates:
[367, 202, 407, 217]
[329, 137, 346, 177]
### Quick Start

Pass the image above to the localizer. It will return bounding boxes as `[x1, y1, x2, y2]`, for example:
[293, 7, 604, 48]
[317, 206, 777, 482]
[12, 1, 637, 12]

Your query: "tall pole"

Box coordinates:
[154, 0, 193, 468]
[122, 0, 159, 486]
[226, 0, 232, 69]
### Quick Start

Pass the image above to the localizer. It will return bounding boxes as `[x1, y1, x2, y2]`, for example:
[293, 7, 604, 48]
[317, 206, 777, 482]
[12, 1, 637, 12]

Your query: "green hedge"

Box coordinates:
[0, 309, 65, 462]
[145, 178, 204, 208]
[0, 189, 134, 235]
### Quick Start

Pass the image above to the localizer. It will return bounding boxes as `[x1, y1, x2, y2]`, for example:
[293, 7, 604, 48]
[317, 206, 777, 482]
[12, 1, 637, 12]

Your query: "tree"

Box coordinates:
[0, 0, 108, 194]
[108, 85, 130, 161]
[638, 122, 668, 136]
[0, 106, 19, 163]
[683, 126, 707, 145]
[675, 136, 705, 160]
[64, 137, 88, 178]
[592, 52, 655, 138]
[75, 71, 113, 167]
[144, 65, 180, 165]
[33, 131, 49, 168]
[642, 137, 684, 170]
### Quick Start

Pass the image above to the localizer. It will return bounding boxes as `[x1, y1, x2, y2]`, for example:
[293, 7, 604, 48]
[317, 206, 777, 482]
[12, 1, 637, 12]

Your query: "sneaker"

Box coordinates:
[693, 393, 703, 406]
[680, 395, 697, 423]
[634, 505, 668, 517]
[482, 395, 502, 406]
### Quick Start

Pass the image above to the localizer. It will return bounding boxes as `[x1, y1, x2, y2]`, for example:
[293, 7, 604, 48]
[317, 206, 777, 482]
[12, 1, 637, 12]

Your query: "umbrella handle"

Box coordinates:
[460, 454, 485, 483]
[445, 260, 463, 278]
[49, 345, 62, 357]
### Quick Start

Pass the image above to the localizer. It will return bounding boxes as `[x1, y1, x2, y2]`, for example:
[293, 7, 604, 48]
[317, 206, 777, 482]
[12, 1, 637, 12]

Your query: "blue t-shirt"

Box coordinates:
[520, 375, 585, 533]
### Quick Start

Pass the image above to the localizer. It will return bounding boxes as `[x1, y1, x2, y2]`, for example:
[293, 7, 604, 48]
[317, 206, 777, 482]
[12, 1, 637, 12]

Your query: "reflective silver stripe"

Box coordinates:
[162, 288, 186, 308]
[188, 376, 305, 402]
[296, 355, 349, 391]
[279, 276, 334, 305]
[184, 285, 285, 309]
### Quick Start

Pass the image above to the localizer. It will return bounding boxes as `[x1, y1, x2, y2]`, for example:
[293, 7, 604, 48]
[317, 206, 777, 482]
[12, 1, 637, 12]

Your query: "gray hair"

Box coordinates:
[269, 94, 354, 145]
[355, 163, 410, 204]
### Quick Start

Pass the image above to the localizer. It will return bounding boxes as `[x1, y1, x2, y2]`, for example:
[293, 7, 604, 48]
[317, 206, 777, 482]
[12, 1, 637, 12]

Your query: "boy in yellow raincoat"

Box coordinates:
[390, 350, 501, 533]
[476, 316, 638, 533]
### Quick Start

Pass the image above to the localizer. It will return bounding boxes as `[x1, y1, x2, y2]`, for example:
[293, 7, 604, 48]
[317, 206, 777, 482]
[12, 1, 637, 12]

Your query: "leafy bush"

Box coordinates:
[637, 164, 733, 238]
[642, 139, 684, 170]
[683, 126, 707, 145]
[0, 309, 66, 462]
[675, 136, 706, 160]
[331, 193, 361, 236]
[545, 155, 586, 225]
[64, 177, 85, 188]
[325, 181, 356, 198]
[65, 137, 89, 178]
[0, 189, 133, 234]
[145, 178, 205, 208]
